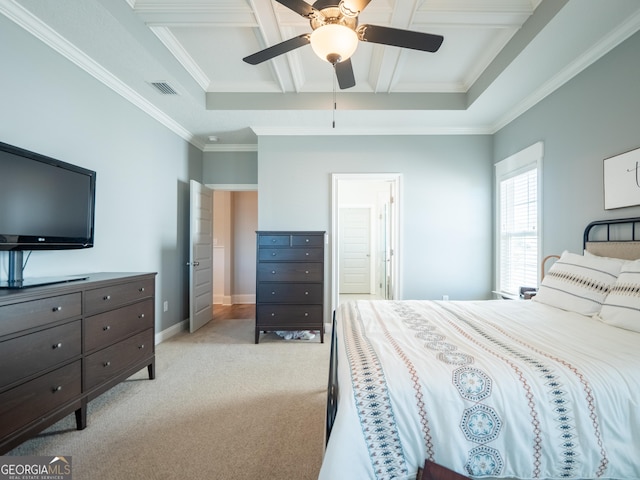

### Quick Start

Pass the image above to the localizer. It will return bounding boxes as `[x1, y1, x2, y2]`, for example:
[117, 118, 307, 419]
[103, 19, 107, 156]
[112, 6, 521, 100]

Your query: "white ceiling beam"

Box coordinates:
[248, 0, 298, 92]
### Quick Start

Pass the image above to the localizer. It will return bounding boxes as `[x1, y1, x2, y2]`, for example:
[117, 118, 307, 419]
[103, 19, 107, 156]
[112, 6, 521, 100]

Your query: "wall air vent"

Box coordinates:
[150, 81, 178, 95]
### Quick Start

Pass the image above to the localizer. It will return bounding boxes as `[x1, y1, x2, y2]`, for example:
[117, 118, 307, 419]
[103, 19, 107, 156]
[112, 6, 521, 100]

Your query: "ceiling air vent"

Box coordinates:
[150, 81, 178, 95]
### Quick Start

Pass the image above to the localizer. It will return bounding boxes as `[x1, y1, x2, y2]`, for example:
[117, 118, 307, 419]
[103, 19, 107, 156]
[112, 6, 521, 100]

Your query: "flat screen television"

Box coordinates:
[0, 140, 96, 288]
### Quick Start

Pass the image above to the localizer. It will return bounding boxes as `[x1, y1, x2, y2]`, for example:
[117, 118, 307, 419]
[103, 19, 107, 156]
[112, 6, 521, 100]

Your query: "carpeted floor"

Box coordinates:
[6, 317, 330, 480]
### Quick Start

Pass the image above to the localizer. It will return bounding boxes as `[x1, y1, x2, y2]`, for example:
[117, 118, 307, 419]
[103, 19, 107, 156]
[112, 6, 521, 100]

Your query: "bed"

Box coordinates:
[320, 217, 640, 480]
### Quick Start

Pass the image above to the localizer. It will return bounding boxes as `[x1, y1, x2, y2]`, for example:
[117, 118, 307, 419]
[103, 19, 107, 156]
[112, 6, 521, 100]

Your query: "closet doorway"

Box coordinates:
[331, 173, 401, 312]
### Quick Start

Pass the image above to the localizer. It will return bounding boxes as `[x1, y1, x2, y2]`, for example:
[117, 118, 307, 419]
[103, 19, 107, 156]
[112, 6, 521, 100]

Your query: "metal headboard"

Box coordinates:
[583, 217, 640, 260]
[583, 217, 640, 246]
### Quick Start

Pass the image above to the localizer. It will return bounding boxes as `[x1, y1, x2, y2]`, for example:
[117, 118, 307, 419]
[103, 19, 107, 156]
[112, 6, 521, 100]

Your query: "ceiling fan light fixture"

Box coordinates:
[310, 24, 358, 64]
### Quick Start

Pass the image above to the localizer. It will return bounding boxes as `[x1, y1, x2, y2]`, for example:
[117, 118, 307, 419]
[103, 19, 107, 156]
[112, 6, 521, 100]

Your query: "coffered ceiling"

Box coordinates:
[2, 0, 640, 150]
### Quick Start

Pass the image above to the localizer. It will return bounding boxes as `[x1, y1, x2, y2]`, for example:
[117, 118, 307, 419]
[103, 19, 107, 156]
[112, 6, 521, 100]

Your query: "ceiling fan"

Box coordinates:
[243, 0, 444, 89]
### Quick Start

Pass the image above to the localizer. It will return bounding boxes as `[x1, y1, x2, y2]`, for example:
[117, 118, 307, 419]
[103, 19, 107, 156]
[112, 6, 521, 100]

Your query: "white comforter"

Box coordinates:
[319, 300, 640, 480]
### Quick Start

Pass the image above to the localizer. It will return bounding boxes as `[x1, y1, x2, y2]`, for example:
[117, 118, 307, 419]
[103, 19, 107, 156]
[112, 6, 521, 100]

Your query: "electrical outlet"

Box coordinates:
[163, 300, 168, 312]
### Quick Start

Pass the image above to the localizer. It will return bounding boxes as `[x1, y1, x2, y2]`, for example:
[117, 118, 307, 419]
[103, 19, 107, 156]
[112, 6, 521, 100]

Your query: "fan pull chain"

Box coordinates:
[332, 64, 337, 128]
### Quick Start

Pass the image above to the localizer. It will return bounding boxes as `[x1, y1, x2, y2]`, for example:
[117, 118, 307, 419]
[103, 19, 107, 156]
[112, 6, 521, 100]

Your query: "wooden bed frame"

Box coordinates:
[325, 216, 640, 445]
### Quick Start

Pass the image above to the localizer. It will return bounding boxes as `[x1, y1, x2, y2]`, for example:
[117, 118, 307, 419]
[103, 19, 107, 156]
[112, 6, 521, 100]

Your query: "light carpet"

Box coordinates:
[6, 318, 330, 480]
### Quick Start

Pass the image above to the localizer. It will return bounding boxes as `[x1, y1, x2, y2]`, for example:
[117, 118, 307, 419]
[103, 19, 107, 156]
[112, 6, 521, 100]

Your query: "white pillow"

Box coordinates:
[533, 251, 622, 315]
[598, 259, 640, 333]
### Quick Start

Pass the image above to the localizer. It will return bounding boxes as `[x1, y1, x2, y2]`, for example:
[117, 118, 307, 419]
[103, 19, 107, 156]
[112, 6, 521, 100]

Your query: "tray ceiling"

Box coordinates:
[2, 0, 640, 150]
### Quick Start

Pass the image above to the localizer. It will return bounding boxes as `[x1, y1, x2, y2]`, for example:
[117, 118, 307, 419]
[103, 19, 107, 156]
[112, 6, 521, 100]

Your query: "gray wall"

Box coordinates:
[203, 151, 257, 185]
[232, 191, 258, 300]
[0, 15, 202, 333]
[494, 30, 640, 256]
[258, 135, 494, 301]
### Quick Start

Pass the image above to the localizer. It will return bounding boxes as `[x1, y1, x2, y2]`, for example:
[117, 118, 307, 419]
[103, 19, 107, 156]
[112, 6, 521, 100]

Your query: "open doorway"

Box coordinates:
[209, 187, 257, 320]
[331, 173, 401, 312]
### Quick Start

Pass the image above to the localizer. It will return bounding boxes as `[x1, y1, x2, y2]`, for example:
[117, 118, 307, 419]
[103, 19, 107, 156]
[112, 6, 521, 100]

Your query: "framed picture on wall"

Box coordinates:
[604, 146, 640, 209]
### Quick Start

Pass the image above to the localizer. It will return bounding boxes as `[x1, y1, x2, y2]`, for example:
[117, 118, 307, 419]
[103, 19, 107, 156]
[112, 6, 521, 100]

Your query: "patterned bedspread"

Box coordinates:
[318, 300, 640, 480]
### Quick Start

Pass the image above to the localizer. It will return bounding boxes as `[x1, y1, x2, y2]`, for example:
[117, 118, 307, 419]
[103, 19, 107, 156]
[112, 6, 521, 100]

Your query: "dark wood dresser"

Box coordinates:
[0, 272, 156, 454]
[255, 231, 325, 344]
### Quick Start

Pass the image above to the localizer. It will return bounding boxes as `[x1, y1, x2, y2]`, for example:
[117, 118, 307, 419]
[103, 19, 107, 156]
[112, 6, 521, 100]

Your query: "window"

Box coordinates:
[495, 142, 542, 296]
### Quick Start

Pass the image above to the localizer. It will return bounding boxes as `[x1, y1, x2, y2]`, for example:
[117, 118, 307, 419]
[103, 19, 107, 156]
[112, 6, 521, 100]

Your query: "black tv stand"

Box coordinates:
[1, 251, 89, 289]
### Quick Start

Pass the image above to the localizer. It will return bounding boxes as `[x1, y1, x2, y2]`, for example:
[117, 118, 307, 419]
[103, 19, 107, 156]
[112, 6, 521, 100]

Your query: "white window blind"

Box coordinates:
[499, 168, 537, 295]
[495, 142, 542, 297]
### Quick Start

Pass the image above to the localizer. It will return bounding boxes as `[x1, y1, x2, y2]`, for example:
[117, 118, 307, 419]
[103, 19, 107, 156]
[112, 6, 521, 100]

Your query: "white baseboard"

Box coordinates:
[213, 295, 234, 305]
[213, 294, 256, 305]
[155, 318, 188, 344]
[232, 294, 256, 304]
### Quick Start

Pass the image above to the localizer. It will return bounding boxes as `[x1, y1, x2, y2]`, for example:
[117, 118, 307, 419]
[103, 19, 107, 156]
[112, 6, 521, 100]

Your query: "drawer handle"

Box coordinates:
[271, 313, 275, 316]
[304, 312, 309, 316]
[52, 306, 63, 312]
[53, 386, 63, 393]
[271, 270, 276, 274]
[305, 238, 310, 243]
[139, 344, 145, 349]
[305, 270, 309, 274]
[139, 313, 145, 319]
[271, 291, 276, 295]
[103, 295, 111, 301]
[139, 287, 145, 292]
[305, 291, 309, 295]
[271, 252, 277, 256]
[103, 361, 111, 367]
[52, 342, 63, 349]
[271, 239, 277, 243]
[103, 325, 111, 331]
[305, 252, 309, 256]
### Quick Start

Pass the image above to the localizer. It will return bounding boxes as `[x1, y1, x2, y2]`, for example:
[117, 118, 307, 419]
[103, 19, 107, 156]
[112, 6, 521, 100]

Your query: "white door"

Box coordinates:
[189, 180, 213, 333]
[339, 207, 371, 294]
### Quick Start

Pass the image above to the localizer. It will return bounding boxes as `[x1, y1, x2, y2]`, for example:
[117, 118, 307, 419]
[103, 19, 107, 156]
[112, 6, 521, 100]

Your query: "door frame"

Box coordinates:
[331, 173, 402, 313]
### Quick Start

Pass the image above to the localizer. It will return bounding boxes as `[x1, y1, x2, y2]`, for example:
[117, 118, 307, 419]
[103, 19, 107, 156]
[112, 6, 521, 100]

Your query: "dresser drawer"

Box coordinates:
[256, 305, 323, 327]
[85, 278, 154, 315]
[84, 299, 154, 353]
[0, 293, 81, 337]
[0, 320, 81, 390]
[84, 329, 154, 391]
[257, 283, 323, 304]
[258, 235, 290, 246]
[291, 234, 324, 247]
[0, 361, 81, 439]
[257, 263, 323, 282]
[258, 247, 323, 262]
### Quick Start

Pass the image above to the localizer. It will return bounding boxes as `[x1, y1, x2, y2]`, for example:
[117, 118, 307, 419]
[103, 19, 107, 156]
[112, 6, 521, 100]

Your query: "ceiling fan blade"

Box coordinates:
[243, 34, 311, 65]
[339, 0, 372, 16]
[358, 24, 444, 53]
[335, 58, 356, 89]
[275, 0, 316, 18]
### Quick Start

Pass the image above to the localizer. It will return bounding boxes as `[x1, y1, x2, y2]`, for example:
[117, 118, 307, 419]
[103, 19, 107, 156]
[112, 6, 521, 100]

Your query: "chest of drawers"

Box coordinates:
[255, 231, 325, 343]
[0, 272, 156, 454]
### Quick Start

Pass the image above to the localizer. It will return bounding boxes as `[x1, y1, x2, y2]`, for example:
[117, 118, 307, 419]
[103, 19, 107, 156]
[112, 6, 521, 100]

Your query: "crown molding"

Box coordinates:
[491, 6, 640, 133]
[0, 0, 204, 151]
[251, 126, 493, 136]
[150, 26, 210, 90]
[203, 144, 258, 152]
